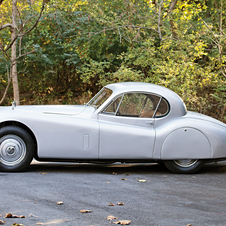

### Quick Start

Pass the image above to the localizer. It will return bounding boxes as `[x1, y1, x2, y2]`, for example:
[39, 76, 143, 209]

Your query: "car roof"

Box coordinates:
[105, 82, 187, 117]
[106, 82, 175, 95]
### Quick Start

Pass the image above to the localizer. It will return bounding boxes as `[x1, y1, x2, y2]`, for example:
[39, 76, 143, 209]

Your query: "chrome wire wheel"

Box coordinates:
[0, 135, 26, 166]
[173, 159, 198, 168]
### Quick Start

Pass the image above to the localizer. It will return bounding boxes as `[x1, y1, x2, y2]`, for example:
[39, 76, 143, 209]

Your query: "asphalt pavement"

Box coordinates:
[1, 160, 226, 226]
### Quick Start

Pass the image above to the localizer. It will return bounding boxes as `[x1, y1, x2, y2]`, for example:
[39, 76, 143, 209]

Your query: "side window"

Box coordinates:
[102, 92, 169, 118]
[155, 98, 169, 117]
[118, 93, 148, 116]
[103, 96, 122, 114]
[138, 94, 160, 118]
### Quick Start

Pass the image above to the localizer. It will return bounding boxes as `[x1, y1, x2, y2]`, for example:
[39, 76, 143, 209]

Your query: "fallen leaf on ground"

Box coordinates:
[57, 201, 64, 205]
[36, 223, 43, 225]
[117, 202, 124, 205]
[113, 220, 131, 225]
[0, 221, 5, 225]
[12, 224, 25, 226]
[125, 173, 130, 176]
[120, 178, 127, 180]
[106, 181, 111, 183]
[39, 172, 47, 174]
[137, 179, 147, 182]
[79, 210, 92, 213]
[112, 172, 117, 174]
[107, 215, 118, 220]
[5, 213, 26, 219]
[5, 213, 12, 218]
[108, 203, 115, 206]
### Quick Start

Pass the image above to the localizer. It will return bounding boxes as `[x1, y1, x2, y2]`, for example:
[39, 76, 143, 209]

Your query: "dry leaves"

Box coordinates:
[5, 213, 25, 218]
[4, 213, 12, 218]
[108, 202, 124, 206]
[117, 202, 124, 206]
[113, 220, 131, 225]
[108, 203, 115, 206]
[120, 178, 127, 180]
[0, 221, 5, 225]
[12, 224, 25, 226]
[57, 201, 64, 205]
[39, 172, 47, 175]
[79, 210, 92, 213]
[107, 215, 118, 220]
[112, 172, 117, 174]
[36, 223, 44, 225]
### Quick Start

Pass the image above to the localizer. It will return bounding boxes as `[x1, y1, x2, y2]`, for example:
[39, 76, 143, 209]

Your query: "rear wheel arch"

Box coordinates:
[161, 127, 211, 159]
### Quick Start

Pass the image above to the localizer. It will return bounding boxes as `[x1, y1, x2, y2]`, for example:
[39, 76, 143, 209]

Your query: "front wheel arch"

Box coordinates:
[0, 121, 37, 157]
[0, 126, 35, 171]
[164, 159, 205, 174]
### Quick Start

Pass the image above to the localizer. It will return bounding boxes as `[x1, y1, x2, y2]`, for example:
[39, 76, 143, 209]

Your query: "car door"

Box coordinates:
[98, 92, 162, 159]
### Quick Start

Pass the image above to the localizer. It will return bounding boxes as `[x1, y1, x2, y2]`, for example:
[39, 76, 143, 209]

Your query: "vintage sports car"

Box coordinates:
[0, 82, 226, 173]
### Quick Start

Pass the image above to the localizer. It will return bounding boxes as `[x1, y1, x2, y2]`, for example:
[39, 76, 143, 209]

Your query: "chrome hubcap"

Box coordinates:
[0, 135, 26, 166]
[173, 159, 198, 168]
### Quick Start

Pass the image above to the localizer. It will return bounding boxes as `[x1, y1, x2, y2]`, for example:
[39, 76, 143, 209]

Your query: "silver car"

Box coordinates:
[1, 82, 226, 173]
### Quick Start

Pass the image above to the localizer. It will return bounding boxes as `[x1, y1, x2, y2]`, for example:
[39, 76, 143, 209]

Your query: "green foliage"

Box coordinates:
[0, 0, 226, 121]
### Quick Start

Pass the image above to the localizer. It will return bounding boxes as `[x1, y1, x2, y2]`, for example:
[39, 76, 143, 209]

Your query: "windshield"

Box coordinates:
[87, 88, 113, 109]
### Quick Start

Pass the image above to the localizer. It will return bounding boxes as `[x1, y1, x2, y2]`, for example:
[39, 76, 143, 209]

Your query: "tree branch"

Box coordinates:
[14, 49, 36, 61]
[168, 0, 178, 14]
[86, 25, 159, 43]
[0, 65, 11, 105]
[0, 23, 15, 31]
[221, 102, 226, 121]
[21, 0, 45, 37]
[3, 0, 45, 52]
[158, 0, 164, 41]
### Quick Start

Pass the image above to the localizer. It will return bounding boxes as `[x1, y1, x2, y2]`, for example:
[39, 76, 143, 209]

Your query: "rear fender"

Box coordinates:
[161, 127, 211, 159]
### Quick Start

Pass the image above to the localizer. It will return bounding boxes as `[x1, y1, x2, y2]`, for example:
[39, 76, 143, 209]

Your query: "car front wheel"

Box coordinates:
[164, 159, 205, 174]
[0, 126, 35, 172]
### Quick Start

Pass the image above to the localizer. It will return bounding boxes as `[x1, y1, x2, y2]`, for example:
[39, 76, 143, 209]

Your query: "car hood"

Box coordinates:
[185, 111, 226, 128]
[9, 105, 94, 116]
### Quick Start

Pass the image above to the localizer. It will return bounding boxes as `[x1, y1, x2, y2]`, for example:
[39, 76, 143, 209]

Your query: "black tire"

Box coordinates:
[0, 126, 35, 172]
[164, 159, 205, 174]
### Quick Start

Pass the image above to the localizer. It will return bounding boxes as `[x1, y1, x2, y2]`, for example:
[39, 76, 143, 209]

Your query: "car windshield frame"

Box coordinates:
[87, 87, 113, 109]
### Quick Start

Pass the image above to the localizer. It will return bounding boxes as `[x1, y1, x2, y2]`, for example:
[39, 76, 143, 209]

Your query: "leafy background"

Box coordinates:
[0, 0, 226, 120]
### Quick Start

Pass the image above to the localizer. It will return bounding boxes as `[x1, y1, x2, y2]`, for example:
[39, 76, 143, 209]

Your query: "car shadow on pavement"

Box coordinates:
[29, 161, 169, 174]
[28, 160, 226, 174]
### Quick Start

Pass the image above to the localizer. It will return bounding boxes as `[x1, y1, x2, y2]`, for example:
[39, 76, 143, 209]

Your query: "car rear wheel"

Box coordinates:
[164, 159, 205, 174]
[0, 126, 35, 172]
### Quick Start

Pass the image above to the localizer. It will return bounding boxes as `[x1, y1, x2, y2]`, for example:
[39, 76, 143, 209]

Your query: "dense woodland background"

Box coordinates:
[0, 0, 226, 121]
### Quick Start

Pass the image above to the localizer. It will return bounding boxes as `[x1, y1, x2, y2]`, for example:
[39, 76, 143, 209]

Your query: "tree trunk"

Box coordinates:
[11, 0, 20, 105]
